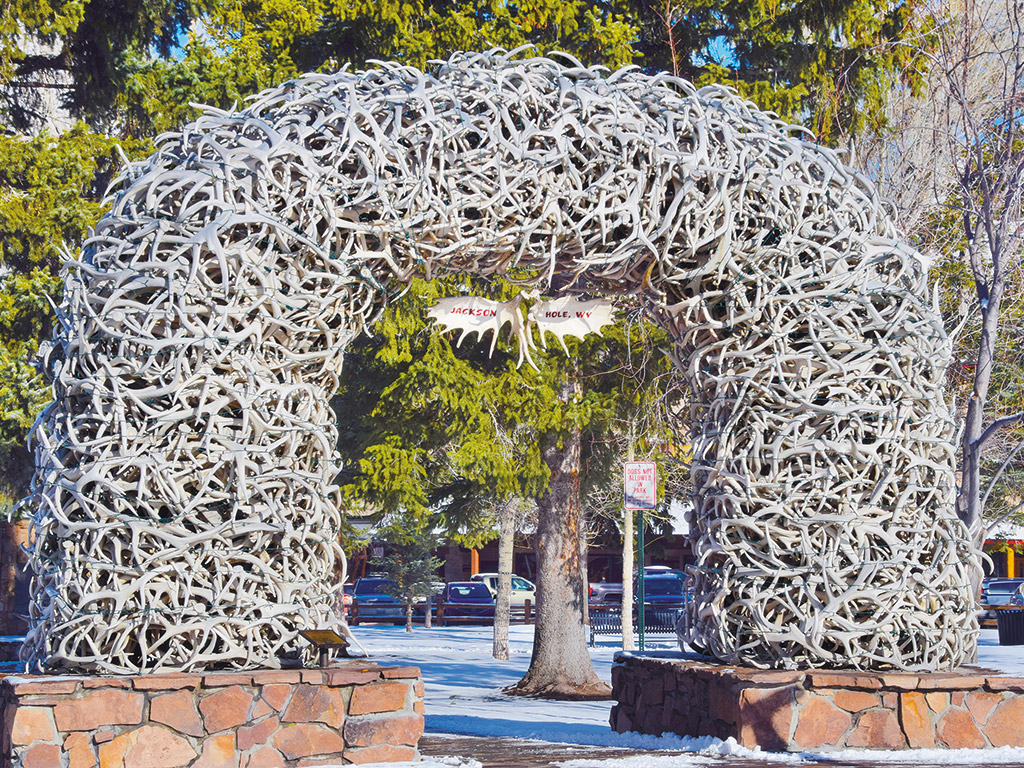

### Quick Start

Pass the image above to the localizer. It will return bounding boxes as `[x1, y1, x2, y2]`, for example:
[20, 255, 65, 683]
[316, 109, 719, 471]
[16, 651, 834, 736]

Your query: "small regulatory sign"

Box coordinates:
[624, 461, 657, 510]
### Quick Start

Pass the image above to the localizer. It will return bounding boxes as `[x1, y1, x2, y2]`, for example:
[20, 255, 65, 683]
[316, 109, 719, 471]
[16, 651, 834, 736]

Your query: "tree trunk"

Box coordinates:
[493, 501, 515, 660]
[957, 277, 1004, 543]
[507, 380, 611, 700]
[405, 599, 414, 632]
[580, 524, 589, 628]
[424, 593, 432, 629]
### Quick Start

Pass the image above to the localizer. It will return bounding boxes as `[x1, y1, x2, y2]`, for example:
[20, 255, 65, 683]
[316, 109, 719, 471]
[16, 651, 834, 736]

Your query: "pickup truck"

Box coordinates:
[589, 580, 624, 605]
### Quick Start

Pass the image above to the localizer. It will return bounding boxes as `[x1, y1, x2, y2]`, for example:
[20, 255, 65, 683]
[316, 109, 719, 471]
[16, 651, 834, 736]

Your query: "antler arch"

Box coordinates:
[22, 50, 977, 673]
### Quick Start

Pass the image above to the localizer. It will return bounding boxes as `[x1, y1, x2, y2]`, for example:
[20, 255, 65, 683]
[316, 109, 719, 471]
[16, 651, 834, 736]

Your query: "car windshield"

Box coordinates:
[449, 583, 491, 598]
[355, 579, 394, 595]
[988, 581, 1024, 593]
[512, 577, 532, 590]
[644, 577, 685, 596]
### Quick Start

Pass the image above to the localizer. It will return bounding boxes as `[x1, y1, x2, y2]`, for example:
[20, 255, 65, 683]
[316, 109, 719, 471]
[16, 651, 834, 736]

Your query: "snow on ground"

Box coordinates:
[347, 624, 1024, 767]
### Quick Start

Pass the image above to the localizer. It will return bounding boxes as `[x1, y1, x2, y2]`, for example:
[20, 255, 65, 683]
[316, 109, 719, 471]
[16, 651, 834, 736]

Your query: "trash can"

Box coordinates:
[996, 608, 1024, 645]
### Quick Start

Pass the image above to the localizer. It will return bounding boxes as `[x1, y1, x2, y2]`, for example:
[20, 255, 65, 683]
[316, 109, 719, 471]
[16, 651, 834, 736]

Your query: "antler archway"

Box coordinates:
[22, 50, 978, 673]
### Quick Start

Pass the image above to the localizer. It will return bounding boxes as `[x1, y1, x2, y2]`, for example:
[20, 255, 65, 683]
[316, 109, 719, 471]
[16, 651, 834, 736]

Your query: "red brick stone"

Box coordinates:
[899, 692, 934, 749]
[273, 723, 345, 759]
[251, 671, 301, 685]
[12, 706, 56, 745]
[238, 716, 279, 750]
[296, 759, 351, 767]
[707, 682, 739, 725]
[202, 673, 254, 687]
[380, 667, 420, 679]
[984, 696, 1024, 747]
[413, 681, 424, 697]
[349, 682, 409, 716]
[200, 686, 253, 733]
[845, 710, 905, 749]
[150, 690, 205, 737]
[881, 692, 898, 709]
[55, 689, 145, 731]
[324, 668, 379, 686]
[344, 714, 424, 748]
[98, 725, 197, 768]
[22, 743, 61, 768]
[19, 697, 66, 706]
[937, 707, 987, 748]
[94, 729, 115, 744]
[731, 670, 804, 684]
[951, 691, 966, 706]
[877, 674, 919, 691]
[414, 700, 424, 715]
[132, 675, 202, 691]
[924, 692, 949, 713]
[791, 697, 850, 749]
[343, 745, 417, 764]
[737, 686, 795, 750]
[917, 675, 986, 690]
[244, 747, 285, 768]
[261, 685, 291, 712]
[985, 677, 1024, 692]
[282, 686, 345, 728]
[832, 690, 880, 712]
[193, 733, 238, 768]
[65, 732, 97, 768]
[251, 698, 273, 719]
[11, 680, 79, 695]
[966, 691, 1002, 724]
[808, 673, 881, 690]
[84, 679, 132, 689]
[299, 671, 324, 684]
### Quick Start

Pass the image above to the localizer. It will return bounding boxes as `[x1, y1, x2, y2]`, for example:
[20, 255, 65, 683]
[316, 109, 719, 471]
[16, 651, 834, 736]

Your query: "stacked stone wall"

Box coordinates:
[0, 662, 423, 767]
[611, 654, 1024, 751]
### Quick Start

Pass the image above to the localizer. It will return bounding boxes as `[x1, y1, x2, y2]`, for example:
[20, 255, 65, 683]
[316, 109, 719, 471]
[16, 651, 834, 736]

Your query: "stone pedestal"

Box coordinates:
[611, 653, 1024, 751]
[0, 662, 424, 767]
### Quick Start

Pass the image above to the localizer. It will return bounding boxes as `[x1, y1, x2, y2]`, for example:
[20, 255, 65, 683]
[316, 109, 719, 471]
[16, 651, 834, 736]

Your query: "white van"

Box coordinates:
[470, 573, 537, 606]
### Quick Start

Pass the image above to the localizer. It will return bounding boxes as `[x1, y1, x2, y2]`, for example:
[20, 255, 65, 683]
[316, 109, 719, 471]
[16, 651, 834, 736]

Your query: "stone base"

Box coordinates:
[0, 662, 424, 767]
[610, 653, 1024, 751]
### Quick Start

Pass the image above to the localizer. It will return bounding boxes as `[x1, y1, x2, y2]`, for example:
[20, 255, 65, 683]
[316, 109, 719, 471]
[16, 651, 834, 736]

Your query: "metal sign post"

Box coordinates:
[624, 462, 657, 653]
[637, 508, 645, 651]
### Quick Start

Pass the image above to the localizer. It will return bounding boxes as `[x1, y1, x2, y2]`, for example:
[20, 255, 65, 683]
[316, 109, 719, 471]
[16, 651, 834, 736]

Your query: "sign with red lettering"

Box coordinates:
[528, 297, 615, 353]
[624, 461, 657, 510]
[426, 296, 525, 357]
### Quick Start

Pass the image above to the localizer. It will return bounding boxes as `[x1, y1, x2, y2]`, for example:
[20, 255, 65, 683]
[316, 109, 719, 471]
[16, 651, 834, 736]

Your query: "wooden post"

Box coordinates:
[470, 548, 480, 576]
[1008, 547, 1016, 578]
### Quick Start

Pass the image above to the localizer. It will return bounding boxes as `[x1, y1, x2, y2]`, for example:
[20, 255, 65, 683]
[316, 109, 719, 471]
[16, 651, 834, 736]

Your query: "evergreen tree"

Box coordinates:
[627, 0, 931, 141]
[376, 525, 443, 632]
[0, 125, 149, 510]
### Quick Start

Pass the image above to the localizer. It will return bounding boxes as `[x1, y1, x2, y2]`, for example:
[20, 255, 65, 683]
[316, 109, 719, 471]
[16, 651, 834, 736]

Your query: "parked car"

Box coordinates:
[979, 577, 1024, 625]
[439, 581, 495, 623]
[638, 573, 691, 605]
[470, 573, 537, 605]
[1011, 583, 1024, 607]
[340, 582, 354, 616]
[589, 566, 692, 606]
[589, 580, 624, 605]
[350, 577, 404, 625]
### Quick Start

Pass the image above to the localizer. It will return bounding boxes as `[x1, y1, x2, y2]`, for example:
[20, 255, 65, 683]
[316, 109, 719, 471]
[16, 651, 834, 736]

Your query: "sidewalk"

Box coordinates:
[419, 733, 1001, 767]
